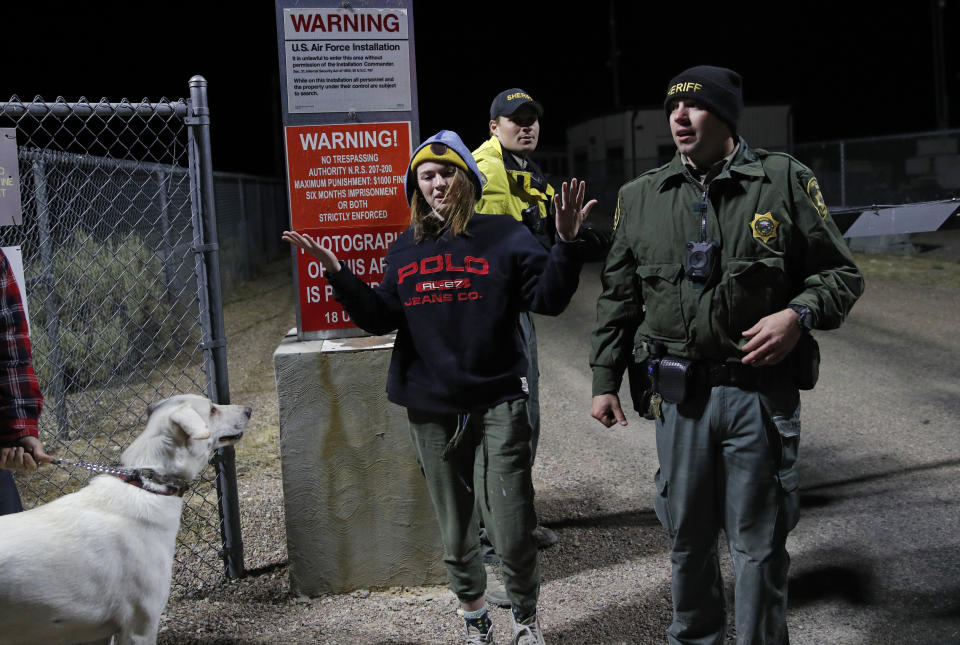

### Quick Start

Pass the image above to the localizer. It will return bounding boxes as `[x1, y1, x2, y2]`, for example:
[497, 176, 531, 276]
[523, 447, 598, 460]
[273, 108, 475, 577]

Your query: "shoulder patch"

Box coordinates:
[613, 199, 622, 232]
[806, 176, 829, 218]
[479, 170, 487, 188]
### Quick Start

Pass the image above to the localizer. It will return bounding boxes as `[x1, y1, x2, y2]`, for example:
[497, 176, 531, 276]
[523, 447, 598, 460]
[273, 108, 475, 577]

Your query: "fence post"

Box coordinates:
[187, 75, 245, 579]
[31, 159, 69, 439]
[237, 177, 250, 281]
[839, 141, 847, 208]
[155, 169, 178, 308]
[254, 180, 266, 265]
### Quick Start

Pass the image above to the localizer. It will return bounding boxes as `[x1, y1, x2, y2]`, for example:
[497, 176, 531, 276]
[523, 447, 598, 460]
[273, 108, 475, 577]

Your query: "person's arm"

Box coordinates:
[282, 231, 403, 335]
[0, 250, 47, 470]
[741, 164, 865, 366]
[590, 194, 641, 427]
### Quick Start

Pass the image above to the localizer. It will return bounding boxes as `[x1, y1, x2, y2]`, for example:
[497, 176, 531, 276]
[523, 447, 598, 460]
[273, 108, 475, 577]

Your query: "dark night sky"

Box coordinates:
[2, 1, 958, 177]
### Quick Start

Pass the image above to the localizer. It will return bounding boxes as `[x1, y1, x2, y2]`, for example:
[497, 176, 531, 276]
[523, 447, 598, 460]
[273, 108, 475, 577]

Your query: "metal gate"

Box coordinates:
[0, 76, 243, 593]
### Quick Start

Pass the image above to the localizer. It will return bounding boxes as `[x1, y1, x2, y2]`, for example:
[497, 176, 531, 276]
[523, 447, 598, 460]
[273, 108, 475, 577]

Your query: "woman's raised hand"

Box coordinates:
[282, 230, 340, 274]
[553, 178, 597, 242]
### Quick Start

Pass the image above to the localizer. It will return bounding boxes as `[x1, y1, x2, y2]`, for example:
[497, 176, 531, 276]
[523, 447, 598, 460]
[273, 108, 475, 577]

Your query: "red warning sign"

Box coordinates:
[285, 122, 411, 230]
[285, 121, 412, 334]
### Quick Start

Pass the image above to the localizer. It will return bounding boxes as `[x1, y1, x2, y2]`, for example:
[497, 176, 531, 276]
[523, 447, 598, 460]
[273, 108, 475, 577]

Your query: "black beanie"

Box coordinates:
[663, 65, 743, 133]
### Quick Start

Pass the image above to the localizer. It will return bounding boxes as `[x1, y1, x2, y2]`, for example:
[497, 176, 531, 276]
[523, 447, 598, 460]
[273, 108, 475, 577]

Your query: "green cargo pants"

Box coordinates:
[653, 382, 801, 645]
[407, 399, 540, 618]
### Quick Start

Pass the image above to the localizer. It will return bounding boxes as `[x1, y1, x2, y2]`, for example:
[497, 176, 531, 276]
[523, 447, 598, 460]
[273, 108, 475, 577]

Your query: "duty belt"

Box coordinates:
[693, 361, 761, 389]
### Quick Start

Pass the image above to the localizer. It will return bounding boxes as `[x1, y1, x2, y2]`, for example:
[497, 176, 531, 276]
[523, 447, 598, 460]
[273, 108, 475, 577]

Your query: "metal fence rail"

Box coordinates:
[793, 129, 960, 208]
[0, 82, 284, 594]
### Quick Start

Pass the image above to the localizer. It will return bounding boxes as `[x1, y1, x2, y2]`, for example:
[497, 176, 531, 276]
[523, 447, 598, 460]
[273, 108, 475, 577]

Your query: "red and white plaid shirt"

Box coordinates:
[0, 249, 43, 443]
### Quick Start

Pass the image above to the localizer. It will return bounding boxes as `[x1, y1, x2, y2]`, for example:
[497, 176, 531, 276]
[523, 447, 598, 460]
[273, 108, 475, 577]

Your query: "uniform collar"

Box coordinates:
[658, 137, 764, 191]
[489, 135, 548, 190]
[681, 142, 738, 183]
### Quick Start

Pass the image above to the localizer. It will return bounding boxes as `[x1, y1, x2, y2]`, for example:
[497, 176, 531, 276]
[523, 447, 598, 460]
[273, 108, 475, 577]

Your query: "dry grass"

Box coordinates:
[220, 260, 296, 478]
[852, 251, 960, 288]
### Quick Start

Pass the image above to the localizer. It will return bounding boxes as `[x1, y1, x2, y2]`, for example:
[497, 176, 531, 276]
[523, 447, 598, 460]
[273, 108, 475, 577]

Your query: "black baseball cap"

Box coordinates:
[489, 88, 543, 120]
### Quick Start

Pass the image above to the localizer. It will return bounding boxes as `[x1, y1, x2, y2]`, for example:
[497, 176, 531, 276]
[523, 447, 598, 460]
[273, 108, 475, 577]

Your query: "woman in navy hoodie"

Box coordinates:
[283, 130, 595, 645]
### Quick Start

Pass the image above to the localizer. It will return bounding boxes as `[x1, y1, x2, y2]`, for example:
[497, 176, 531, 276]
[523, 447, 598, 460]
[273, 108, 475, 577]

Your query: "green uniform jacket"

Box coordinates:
[591, 140, 865, 396]
[473, 136, 556, 242]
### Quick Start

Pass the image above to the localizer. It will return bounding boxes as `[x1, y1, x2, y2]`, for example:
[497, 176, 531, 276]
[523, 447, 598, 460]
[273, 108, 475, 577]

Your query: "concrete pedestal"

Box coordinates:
[274, 332, 445, 596]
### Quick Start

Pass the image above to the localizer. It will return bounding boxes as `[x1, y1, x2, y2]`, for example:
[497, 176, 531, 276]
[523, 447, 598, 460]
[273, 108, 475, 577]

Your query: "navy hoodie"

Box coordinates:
[327, 212, 582, 413]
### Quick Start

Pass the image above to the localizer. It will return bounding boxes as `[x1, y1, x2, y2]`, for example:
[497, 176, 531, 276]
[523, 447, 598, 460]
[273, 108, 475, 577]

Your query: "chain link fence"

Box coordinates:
[0, 82, 285, 595]
[792, 129, 960, 208]
[214, 172, 288, 296]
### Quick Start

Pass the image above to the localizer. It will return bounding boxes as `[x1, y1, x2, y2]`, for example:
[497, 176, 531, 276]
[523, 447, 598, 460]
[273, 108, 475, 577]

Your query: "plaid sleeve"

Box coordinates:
[0, 250, 43, 443]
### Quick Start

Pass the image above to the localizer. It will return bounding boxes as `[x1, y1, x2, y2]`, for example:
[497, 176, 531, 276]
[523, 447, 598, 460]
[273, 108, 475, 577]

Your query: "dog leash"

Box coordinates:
[50, 458, 192, 497]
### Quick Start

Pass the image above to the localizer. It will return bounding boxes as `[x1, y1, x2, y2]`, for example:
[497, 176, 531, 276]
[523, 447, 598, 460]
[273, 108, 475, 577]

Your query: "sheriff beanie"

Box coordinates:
[663, 65, 743, 133]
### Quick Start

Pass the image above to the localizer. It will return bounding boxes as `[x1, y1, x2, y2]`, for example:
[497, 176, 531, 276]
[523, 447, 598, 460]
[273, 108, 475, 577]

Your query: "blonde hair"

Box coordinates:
[409, 166, 477, 242]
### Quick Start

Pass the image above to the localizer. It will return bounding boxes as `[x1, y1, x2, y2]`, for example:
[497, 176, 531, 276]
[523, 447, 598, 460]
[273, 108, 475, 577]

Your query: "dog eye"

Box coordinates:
[211, 406, 219, 415]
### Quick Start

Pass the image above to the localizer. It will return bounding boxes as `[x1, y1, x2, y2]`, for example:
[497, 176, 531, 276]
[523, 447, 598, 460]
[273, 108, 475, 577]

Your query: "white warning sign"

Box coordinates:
[283, 8, 411, 114]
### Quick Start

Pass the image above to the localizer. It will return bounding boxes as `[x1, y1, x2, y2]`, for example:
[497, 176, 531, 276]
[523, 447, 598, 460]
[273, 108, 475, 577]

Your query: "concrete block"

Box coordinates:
[905, 156, 931, 176]
[274, 333, 445, 595]
[934, 155, 960, 189]
[916, 137, 958, 156]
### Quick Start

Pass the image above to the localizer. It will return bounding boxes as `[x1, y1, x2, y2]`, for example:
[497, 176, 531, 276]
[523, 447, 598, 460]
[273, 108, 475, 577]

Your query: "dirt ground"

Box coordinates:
[156, 250, 960, 644]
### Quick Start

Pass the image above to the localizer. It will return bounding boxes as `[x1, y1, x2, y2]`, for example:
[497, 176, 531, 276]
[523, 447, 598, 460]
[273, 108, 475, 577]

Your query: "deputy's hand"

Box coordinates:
[553, 178, 597, 242]
[282, 231, 340, 274]
[592, 393, 628, 428]
[741, 308, 802, 366]
[0, 436, 52, 471]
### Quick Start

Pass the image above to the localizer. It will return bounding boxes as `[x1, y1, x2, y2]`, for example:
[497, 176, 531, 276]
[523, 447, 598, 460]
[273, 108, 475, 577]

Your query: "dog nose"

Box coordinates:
[244, 407, 252, 419]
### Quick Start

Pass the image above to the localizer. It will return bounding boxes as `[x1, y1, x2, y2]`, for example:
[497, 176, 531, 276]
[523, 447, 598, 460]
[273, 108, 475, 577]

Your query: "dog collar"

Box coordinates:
[117, 467, 192, 497]
[51, 459, 192, 497]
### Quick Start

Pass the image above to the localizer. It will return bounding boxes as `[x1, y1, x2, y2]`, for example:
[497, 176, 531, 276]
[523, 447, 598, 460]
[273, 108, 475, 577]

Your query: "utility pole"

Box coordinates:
[931, 0, 949, 128]
[609, 0, 621, 110]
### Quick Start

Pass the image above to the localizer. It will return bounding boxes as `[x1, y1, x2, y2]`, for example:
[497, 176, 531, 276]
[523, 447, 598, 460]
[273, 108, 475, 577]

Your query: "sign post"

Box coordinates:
[273, 2, 444, 597]
[0, 129, 23, 227]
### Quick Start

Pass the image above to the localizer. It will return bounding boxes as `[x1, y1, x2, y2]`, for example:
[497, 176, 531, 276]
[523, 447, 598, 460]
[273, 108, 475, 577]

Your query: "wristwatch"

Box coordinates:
[788, 304, 814, 330]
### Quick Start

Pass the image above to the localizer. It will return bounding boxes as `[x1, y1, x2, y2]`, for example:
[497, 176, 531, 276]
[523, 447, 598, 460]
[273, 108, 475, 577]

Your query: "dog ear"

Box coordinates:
[169, 405, 211, 440]
[148, 396, 173, 415]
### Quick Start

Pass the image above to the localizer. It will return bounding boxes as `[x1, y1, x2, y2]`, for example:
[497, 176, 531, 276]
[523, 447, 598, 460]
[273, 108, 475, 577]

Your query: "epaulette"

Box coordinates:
[753, 148, 806, 169]
[621, 162, 672, 190]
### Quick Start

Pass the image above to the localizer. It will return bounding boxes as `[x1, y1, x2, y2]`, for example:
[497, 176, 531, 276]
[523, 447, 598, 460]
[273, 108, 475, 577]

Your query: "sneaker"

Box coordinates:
[532, 525, 558, 549]
[511, 614, 545, 645]
[484, 562, 511, 608]
[457, 608, 496, 644]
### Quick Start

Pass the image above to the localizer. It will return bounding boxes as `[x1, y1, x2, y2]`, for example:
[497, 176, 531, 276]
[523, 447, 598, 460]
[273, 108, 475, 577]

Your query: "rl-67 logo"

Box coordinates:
[416, 279, 472, 292]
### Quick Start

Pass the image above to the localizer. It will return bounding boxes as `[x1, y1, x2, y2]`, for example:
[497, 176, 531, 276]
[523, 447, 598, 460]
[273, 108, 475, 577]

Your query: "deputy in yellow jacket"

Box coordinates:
[470, 89, 573, 611]
[474, 89, 557, 250]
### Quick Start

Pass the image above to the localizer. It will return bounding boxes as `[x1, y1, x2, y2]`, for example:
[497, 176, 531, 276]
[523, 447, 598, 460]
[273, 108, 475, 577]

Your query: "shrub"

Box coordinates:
[29, 231, 178, 392]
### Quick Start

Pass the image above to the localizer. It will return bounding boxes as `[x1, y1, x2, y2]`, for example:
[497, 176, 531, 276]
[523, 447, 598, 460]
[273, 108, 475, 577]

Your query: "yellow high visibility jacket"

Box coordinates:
[472, 136, 556, 237]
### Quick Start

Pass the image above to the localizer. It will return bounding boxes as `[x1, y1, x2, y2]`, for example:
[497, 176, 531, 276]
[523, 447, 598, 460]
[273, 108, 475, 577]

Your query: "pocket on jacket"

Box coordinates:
[725, 257, 788, 337]
[636, 263, 687, 342]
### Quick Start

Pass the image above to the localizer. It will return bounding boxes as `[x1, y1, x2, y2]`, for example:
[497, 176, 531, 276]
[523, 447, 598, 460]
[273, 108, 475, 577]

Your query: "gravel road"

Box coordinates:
[157, 258, 960, 645]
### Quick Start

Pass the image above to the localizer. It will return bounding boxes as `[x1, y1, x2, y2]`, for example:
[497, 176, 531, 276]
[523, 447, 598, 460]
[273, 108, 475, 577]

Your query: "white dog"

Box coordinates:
[0, 394, 252, 645]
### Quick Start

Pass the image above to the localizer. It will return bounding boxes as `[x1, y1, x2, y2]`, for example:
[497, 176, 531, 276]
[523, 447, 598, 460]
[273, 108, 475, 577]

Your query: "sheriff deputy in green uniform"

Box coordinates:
[590, 66, 864, 644]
